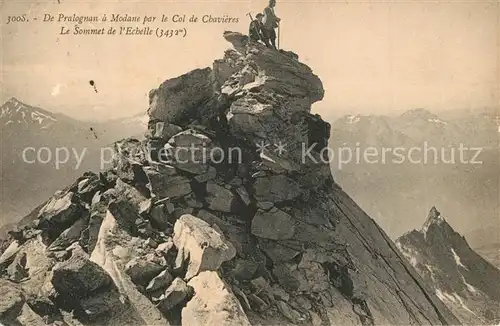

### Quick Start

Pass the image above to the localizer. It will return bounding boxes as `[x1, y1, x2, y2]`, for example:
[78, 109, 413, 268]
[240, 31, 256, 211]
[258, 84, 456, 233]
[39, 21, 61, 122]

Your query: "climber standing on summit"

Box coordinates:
[249, 13, 265, 43]
[261, 0, 281, 50]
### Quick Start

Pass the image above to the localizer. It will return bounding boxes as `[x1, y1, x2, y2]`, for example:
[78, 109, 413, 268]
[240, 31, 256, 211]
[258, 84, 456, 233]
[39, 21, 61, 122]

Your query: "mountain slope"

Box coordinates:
[0, 32, 459, 325]
[396, 207, 500, 324]
[0, 97, 60, 129]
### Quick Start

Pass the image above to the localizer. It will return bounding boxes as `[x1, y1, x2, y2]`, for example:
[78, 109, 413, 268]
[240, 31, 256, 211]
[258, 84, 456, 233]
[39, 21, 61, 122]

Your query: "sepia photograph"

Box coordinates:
[0, 0, 498, 325]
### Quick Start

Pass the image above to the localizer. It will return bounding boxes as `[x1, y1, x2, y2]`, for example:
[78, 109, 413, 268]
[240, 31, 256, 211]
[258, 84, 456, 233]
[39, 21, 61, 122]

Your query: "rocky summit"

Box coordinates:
[0, 32, 459, 325]
[396, 207, 500, 325]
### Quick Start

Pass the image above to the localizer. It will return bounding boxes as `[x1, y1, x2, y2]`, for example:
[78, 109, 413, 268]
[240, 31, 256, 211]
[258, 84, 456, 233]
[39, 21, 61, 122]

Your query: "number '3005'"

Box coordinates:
[7, 14, 28, 24]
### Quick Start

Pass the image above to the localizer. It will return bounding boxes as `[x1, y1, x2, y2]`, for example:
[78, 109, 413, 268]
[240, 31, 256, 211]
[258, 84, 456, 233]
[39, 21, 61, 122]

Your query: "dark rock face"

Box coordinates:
[254, 175, 303, 203]
[396, 207, 500, 325]
[148, 67, 215, 124]
[51, 252, 112, 298]
[0, 32, 460, 325]
[251, 208, 295, 240]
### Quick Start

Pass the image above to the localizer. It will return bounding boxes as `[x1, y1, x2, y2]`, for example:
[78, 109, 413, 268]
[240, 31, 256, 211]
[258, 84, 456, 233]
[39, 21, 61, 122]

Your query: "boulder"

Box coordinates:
[163, 145, 208, 175]
[194, 166, 217, 183]
[107, 200, 142, 233]
[146, 270, 173, 293]
[0, 240, 20, 267]
[242, 35, 324, 103]
[113, 178, 148, 209]
[77, 175, 104, 203]
[173, 215, 236, 280]
[90, 209, 170, 325]
[48, 217, 88, 251]
[254, 175, 302, 203]
[6, 252, 29, 282]
[205, 181, 239, 213]
[222, 31, 249, 53]
[37, 191, 84, 239]
[115, 158, 148, 187]
[150, 204, 170, 230]
[0, 280, 24, 322]
[251, 208, 295, 240]
[144, 167, 192, 199]
[113, 138, 146, 164]
[4, 237, 54, 300]
[155, 238, 174, 256]
[51, 252, 112, 298]
[125, 253, 166, 286]
[150, 121, 183, 140]
[183, 271, 251, 326]
[10, 302, 48, 325]
[148, 67, 214, 125]
[156, 277, 192, 312]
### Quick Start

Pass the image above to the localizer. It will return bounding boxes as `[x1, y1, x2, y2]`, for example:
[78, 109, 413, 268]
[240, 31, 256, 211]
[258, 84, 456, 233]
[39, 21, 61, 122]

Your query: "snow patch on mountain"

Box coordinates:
[425, 264, 437, 282]
[451, 248, 469, 270]
[31, 111, 57, 124]
[460, 274, 477, 293]
[396, 241, 418, 268]
[1, 97, 58, 127]
[435, 289, 475, 315]
[346, 115, 360, 124]
[428, 118, 448, 125]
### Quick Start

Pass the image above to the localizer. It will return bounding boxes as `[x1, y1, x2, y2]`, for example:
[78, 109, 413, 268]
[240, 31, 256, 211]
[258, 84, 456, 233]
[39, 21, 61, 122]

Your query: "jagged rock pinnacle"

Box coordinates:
[397, 207, 500, 324]
[421, 206, 445, 235]
[428, 206, 441, 219]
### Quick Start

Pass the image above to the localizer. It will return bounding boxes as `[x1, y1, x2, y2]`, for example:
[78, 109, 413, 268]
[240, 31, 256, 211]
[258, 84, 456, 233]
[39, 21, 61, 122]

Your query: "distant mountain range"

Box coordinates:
[396, 207, 500, 324]
[330, 108, 499, 246]
[0, 97, 147, 226]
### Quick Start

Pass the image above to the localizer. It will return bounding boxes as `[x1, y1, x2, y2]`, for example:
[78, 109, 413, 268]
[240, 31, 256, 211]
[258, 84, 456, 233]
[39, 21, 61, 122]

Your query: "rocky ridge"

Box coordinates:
[0, 32, 459, 325]
[396, 207, 500, 325]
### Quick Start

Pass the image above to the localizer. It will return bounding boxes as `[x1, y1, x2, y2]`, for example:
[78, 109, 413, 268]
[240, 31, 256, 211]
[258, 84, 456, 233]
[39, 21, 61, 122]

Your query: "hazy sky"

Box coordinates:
[1, 0, 498, 121]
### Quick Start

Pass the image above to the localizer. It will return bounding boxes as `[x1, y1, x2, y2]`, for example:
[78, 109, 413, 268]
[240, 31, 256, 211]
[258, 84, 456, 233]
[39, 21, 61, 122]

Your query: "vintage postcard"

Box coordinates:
[0, 0, 498, 325]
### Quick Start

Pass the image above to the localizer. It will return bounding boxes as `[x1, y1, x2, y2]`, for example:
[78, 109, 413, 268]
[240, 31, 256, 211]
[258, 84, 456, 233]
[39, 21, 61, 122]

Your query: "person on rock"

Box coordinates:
[262, 0, 281, 49]
[249, 13, 266, 44]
